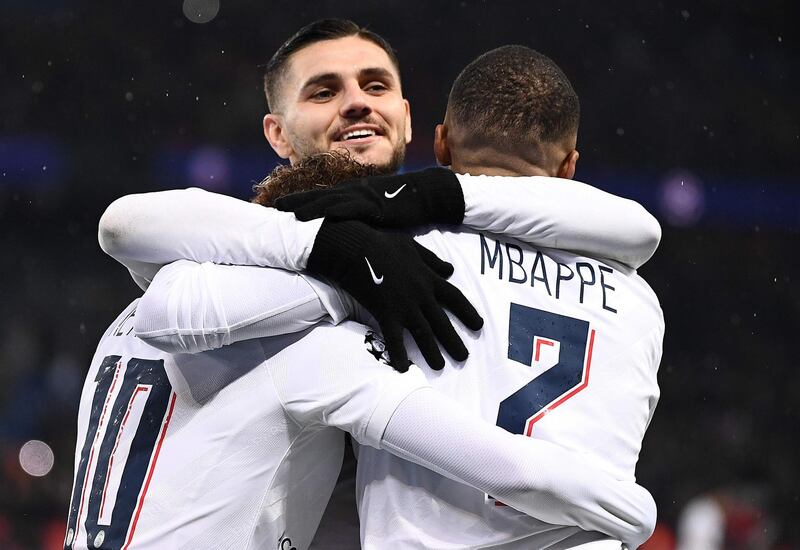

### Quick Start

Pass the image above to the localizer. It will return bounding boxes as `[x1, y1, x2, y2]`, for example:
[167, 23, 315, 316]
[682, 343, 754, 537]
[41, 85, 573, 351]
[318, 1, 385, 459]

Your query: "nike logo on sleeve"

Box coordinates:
[384, 184, 407, 199]
[365, 257, 384, 285]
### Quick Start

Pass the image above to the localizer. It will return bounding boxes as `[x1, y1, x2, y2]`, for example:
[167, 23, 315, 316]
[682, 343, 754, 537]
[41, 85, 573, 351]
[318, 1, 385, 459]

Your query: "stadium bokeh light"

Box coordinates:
[182, 0, 220, 24]
[188, 145, 232, 190]
[658, 170, 705, 227]
[19, 440, 55, 477]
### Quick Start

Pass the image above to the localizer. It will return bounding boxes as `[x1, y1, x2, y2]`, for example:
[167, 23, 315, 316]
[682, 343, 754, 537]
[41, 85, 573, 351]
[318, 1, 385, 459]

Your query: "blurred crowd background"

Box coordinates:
[1, 1, 797, 548]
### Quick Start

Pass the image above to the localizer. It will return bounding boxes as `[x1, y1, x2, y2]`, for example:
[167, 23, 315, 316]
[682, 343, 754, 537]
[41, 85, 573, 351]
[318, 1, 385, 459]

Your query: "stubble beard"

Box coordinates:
[365, 140, 405, 175]
[291, 133, 406, 175]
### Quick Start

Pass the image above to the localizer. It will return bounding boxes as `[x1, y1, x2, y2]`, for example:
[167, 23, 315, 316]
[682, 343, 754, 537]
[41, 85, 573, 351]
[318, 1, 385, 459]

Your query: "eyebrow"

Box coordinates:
[299, 67, 397, 93]
[359, 67, 396, 83]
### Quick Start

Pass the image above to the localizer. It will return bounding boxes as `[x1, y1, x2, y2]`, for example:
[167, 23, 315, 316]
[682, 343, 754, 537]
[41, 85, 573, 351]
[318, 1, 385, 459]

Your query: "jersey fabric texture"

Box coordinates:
[355, 227, 664, 549]
[65, 301, 426, 550]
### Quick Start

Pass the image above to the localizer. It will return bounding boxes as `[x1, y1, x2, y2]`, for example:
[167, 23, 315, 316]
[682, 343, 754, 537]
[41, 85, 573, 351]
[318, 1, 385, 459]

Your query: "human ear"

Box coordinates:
[263, 114, 293, 159]
[434, 124, 452, 166]
[558, 149, 579, 179]
[403, 99, 412, 144]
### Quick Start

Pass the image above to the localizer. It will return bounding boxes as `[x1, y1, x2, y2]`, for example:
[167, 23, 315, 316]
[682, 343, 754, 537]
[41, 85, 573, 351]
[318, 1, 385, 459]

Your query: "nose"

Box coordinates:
[339, 83, 372, 119]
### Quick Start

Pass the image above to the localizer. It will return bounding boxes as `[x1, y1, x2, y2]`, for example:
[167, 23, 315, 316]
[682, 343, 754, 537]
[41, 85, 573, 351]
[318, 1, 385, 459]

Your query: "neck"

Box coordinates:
[453, 163, 550, 177]
[450, 147, 555, 177]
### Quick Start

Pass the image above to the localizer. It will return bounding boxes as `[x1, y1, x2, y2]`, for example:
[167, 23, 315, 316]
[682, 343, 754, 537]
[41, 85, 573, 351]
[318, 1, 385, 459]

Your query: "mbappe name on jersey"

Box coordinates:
[479, 234, 618, 314]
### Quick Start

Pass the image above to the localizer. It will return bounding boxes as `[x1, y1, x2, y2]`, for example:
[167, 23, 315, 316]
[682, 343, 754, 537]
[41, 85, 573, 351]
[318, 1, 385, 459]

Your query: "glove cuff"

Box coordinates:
[306, 219, 368, 280]
[412, 167, 465, 225]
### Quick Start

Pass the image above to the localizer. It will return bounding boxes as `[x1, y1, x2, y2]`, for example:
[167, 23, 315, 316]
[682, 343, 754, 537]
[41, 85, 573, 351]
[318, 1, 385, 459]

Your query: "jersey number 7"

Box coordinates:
[497, 303, 595, 437]
[65, 356, 175, 550]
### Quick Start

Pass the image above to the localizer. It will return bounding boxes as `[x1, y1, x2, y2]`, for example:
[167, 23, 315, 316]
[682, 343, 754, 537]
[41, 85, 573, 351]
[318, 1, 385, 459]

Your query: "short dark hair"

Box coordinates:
[263, 18, 400, 112]
[447, 46, 579, 155]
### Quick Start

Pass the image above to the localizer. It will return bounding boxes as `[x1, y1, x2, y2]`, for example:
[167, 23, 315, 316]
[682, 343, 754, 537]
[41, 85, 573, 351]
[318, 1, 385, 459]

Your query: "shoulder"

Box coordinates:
[628, 273, 664, 328]
[411, 225, 479, 253]
[100, 299, 141, 342]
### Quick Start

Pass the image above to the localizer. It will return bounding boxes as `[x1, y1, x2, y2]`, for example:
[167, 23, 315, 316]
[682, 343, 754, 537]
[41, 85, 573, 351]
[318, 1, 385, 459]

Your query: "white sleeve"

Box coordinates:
[134, 260, 352, 354]
[268, 321, 430, 448]
[98, 187, 323, 289]
[458, 174, 662, 269]
[381, 387, 657, 549]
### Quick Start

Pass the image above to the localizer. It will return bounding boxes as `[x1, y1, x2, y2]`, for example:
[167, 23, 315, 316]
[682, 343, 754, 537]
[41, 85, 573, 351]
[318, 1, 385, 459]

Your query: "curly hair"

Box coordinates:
[252, 151, 378, 206]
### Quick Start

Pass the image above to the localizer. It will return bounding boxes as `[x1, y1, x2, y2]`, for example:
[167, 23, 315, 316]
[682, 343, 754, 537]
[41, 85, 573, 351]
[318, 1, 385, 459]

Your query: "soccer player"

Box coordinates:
[90, 20, 662, 549]
[100, 18, 659, 365]
[284, 46, 665, 549]
[64, 291, 655, 549]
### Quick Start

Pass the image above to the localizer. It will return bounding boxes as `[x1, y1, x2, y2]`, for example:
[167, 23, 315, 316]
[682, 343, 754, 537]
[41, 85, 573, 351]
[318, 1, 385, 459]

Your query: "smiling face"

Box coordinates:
[263, 36, 412, 173]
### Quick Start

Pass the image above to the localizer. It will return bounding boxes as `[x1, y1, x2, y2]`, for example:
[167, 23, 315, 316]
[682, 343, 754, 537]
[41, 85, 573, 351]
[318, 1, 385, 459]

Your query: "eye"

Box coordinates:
[365, 82, 388, 94]
[310, 89, 335, 101]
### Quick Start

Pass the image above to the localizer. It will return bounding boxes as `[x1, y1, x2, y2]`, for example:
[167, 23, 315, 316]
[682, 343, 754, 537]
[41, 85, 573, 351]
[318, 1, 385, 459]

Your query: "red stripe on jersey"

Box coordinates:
[122, 391, 177, 550]
[525, 329, 596, 437]
[534, 338, 555, 362]
[99, 386, 151, 520]
[74, 362, 123, 546]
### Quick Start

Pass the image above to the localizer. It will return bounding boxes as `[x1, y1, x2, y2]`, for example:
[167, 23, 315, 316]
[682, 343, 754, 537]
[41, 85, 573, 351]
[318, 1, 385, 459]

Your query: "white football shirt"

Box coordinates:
[95, 175, 664, 549]
[355, 227, 664, 549]
[65, 301, 426, 550]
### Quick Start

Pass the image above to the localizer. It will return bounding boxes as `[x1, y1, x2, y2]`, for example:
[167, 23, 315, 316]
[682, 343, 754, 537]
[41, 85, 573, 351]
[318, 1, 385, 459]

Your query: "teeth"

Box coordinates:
[342, 129, 376, 140]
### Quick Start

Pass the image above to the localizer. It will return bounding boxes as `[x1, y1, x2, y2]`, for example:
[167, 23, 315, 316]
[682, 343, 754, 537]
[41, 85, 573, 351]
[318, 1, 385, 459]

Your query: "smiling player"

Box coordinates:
[86, 20, 663, 549]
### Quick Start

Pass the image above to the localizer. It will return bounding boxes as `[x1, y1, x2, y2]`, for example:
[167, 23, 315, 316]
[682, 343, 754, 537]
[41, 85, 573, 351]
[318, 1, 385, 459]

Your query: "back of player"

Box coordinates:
[356, 227, 664, 549]
[64, 301, 339, 549]
[65, 300, 424, 550]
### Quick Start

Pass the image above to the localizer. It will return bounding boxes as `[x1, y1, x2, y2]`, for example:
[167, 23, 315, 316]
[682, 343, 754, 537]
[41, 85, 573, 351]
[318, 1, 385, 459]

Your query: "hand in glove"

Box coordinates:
[307, 219, 483, 371]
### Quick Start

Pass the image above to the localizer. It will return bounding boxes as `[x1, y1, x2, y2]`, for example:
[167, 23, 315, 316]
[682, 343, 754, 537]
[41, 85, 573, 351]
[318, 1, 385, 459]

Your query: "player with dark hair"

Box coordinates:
[441, 45, 580, 178]
[271, 44, 665, 548]
[263, 19, 401, 113]
[86, 22, 662, 549]
[101, 21, 658, 369]
[261, 18, 409, 175]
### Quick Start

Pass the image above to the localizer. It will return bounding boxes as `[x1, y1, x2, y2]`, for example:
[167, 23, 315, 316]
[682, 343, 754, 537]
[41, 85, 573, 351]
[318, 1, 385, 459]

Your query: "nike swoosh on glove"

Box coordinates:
[306, 219, 483, 371]
[275, 167, 465, 229]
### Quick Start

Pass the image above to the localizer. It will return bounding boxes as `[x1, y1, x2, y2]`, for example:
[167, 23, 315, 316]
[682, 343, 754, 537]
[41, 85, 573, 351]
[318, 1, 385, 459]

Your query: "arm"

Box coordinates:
[131, 224, 481, 369]
[381, 388, 656, 549]
[458, 174, 661, 269]
[276, 168, 661, 269]
[275, 323, 655, 549]
[134, 260, 353, 354]
[98, 188, 322, 289]
[101, 189, 481, 369]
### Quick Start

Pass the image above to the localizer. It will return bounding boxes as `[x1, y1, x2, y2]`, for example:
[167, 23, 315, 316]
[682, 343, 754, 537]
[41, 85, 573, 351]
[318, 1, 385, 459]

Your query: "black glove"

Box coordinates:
[307, 219, 483, 372]
[275, 167, 465, 228]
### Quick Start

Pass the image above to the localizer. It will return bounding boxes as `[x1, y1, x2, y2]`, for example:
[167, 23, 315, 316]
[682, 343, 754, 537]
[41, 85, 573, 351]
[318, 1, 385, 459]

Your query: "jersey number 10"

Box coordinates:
[65, 356, 175, 550]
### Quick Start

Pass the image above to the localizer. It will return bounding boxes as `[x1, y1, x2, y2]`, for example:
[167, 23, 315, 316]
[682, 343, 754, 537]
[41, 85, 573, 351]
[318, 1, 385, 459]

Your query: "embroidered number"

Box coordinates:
[497, 303, 595, 437]
[65, 356, 175, 550]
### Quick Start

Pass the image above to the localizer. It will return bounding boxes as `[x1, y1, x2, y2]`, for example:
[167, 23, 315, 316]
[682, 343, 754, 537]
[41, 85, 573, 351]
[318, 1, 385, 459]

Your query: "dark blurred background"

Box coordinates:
[1, 1, 797, 548]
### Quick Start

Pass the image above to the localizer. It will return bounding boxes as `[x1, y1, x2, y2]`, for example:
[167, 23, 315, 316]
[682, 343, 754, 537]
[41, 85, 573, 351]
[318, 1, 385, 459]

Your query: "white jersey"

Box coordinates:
[65, 300, 426, 550]
[356, 227, 664, 549]
[95, 175, 664, 549]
